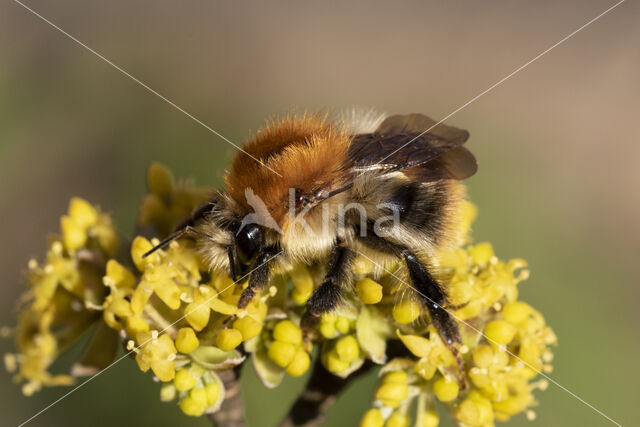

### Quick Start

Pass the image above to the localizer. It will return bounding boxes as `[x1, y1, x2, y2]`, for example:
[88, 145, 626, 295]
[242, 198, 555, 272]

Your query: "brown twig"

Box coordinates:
[279, 356, 375, 427]
[208, 366, 246, 427]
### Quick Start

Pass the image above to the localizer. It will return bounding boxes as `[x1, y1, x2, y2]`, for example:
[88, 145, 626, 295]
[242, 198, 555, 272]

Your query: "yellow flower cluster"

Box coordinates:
[5, 163, 556, 426]
[356, 239, 556, 427]
[319, 313, 364, 376]
[4, 198, 118, 395]
[138, 162, 212, 237]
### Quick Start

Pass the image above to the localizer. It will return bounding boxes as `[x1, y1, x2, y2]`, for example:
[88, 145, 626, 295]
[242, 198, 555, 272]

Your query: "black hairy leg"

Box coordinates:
[301, 241, 355, 334]
[402, 251, 460, 345]
[237, 247, 279, 309]
[402, 249, 466, 389]
[355, 230, 466, 387]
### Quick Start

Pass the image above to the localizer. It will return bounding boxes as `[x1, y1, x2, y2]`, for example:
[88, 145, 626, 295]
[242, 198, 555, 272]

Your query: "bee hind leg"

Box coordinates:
[402, 249, 467, 389]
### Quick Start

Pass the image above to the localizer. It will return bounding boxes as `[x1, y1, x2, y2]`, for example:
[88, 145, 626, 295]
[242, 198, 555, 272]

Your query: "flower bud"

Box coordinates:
[387, 412, 410, 427]
[233, 316, 262, 341]
[131, 236, 158, 271]
[205, 382, 220, 405]
[355, 278, 383, 304]
[147, 162, 175, 197]
[190, 387, 208, 407]
[286, 348, 311, 377]
[421, 410, 439, 427]
[179, 396, 205, 417]
[335, 316, 351, 334]
[175, 327, 199, 354]
[502, 301, 532, 325]
[485, 320, 517, 345]
[470, 242, 494, 267]
[290, 264, 314, 296]
[392, 300, 421, 324]
[455, 390, 494, 426]
[433, 377, 459, 402]
[160, 383, 176, 402]
[376, 382, 409, 403]
[216, 329, 242, 351]
[326, 349, 350, 373]
[360, 408, 384, 427]
[414, 359, 436, 380]
[179, 388, 207, 417]
[472, 345, 494, 368]
[174, 369, 197, 392]
[185, 302, 210, 331]
[319, 320, 336, 339]
[382, 371, 408, 385]
[105, 259, 136, 288]
[273, 320, 302, 345]
[268, 341, 296, 368]
[61, 216, 87, 251]
[336, 335, 360, 363]
[68, 197, 99, 228]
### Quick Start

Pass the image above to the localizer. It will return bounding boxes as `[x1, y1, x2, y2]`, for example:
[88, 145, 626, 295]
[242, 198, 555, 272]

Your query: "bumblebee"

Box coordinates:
[144, 111, 477, 364]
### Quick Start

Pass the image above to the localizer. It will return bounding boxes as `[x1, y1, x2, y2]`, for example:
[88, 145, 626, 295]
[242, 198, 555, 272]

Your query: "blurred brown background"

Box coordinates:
[1, 1, 638, 426]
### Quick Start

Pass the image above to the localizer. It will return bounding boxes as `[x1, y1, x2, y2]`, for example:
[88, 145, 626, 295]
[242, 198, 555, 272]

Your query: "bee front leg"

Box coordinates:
[302, 241, 355, 339]
[237, 248, 278, 309]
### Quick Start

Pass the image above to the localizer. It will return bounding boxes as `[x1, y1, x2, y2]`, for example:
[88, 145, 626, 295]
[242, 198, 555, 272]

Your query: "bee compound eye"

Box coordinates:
[235, 224, 264, 265]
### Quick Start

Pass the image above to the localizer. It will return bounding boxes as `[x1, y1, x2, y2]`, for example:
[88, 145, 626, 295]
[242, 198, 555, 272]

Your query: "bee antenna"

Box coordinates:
[142, 226, 212, 259]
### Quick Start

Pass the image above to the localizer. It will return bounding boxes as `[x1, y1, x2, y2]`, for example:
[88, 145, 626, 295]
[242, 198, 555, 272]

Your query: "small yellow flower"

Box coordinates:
[135, 333, 177, 382]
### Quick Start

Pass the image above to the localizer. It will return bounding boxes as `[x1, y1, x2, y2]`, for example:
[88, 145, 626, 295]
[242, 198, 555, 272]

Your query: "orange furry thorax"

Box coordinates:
[225, 113, 350, 224]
